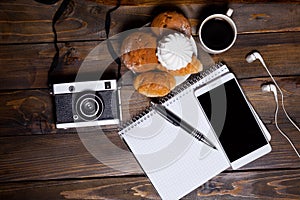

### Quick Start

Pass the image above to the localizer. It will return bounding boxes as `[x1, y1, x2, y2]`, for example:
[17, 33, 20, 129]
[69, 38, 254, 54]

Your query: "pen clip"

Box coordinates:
[161, 113, 180, 127]
[151, 102, 216, 150]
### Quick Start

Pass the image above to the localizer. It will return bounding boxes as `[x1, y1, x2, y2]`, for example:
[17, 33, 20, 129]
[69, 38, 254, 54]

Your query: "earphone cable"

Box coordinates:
[260, 58, 300, 133]
[274, 92, 300, 158]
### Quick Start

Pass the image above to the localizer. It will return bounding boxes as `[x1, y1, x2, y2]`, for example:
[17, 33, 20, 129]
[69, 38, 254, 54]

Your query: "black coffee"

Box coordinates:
[201, 18, 234, 51]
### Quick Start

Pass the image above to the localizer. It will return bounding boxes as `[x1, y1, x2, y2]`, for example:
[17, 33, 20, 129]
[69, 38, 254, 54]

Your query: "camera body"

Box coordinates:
[53, 80, 120, 129]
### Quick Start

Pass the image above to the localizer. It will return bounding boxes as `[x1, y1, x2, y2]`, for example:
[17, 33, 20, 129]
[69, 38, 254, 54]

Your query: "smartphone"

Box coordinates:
[194, 73, 271, 169]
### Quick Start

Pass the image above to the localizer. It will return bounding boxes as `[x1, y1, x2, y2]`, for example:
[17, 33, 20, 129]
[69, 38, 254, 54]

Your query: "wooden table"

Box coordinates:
[0, 0, 299, 199]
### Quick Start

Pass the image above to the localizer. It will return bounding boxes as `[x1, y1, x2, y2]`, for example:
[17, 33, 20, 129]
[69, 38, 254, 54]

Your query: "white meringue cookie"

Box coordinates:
[157, 33, 196, 70]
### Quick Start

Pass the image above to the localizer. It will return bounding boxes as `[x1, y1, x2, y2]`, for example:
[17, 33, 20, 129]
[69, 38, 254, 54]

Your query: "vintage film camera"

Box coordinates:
[52, 80, 120, 129]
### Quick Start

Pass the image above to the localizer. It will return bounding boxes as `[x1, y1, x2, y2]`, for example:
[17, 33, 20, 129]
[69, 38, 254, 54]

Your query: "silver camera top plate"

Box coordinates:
[53, 80, 117, 95]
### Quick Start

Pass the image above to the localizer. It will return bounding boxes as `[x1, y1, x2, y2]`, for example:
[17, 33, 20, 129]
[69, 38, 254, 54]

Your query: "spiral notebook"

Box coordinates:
[119, 63, 231, 200]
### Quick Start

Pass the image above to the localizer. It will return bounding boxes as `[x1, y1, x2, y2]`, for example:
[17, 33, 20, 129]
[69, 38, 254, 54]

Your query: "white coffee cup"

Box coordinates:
[198, 8, 237, 54]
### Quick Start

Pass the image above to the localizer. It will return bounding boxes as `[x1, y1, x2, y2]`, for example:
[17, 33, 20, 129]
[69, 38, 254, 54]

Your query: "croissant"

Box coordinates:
[134, 71, 176, 97]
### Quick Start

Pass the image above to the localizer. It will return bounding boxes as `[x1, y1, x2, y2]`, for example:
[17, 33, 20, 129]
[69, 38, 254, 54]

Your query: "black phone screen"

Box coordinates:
[197, 79, 268, 162]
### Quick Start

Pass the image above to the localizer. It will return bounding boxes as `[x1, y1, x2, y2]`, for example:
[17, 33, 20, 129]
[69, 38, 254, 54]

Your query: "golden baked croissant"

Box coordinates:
[134, 71, 176, 97]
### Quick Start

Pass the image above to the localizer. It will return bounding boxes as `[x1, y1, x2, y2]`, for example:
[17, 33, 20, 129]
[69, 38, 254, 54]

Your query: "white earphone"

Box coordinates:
[246, 51, 300, 158]
[245, 51, 262, 64]
[261, 83, 278, 103]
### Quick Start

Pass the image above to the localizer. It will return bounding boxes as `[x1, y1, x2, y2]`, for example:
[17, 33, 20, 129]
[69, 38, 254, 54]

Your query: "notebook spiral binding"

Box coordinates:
[119, 62, 228, 134]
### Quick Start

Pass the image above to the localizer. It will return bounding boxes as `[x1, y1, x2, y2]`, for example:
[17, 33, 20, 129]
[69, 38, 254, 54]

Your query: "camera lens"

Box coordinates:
[75, 93, 104, 121]
[81, 98, 99, 117]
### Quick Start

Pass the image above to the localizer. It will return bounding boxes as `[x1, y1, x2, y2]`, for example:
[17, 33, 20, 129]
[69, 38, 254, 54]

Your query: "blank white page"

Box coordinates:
[120, 90, 230, 200]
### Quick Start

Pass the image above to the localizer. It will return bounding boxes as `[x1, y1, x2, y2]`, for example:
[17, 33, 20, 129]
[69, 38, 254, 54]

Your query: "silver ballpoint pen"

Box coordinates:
[151, 102, 217, 150]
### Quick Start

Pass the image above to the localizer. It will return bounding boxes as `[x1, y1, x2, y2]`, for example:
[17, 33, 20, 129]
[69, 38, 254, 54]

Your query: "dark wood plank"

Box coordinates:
[0, 76, 299, 136]
[0, 1, 299, 43]
[0, 87, 149, 135]
[0, 176, 157, 200]
[0, 31, 299, 90]
[0, 118, 299, 181]
[0, 0, 108, 43]
[0, 90, 55, 135]
[0, 133, 142, 182]
[0, 0, 56, 43]
[195, 169, 300, 199]
[92, 0, 300, 5]
[0, 169, 300, 199]
[240, 76, 300, 125]
[201, 31, 300, 79]
[0, 42, 91, 90]
[0, 75, 299, 136]
[0, 40, 127, 90]
[1, 71, 298, 193]
[0, 1, 299, 199]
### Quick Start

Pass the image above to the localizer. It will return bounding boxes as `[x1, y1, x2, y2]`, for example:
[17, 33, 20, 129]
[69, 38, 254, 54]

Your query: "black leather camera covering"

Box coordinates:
[55, 90, 118, 124]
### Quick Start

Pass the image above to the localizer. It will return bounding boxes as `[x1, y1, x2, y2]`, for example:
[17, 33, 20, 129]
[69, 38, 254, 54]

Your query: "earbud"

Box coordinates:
[261, 84, 278, 103]
[246, 52, 262, 63]
[246, 50, 300, 158]
[246, 51, 279, 103]
[246, 51, 267, 67]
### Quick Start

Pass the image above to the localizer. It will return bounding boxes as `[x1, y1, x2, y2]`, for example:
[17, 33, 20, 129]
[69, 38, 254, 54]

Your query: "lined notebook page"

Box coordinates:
[120, 90, 230, 199]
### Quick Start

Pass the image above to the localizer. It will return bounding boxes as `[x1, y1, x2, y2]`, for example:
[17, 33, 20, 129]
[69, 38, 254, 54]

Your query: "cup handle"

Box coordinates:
[226, 8, 234, 17]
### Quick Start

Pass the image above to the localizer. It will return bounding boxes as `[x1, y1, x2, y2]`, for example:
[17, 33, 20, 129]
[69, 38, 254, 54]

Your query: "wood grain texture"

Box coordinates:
[0, 77, 299, 135]
[0, 1, 299, 43]
[0, 133, 142, 182]
[0, 169, 299, 199]
[147, 0, 299, 4]
[0, 76, 299, 182]
[0, 122, 299, 182]
[0, 0, 108, 43]
[0, 90, 55, 135]
[195, 169, 300, 199]
[0, 87, 150, 135]
[0, 32, 299, 90]
[0, 1, 300, 199]
[90, 0, 300, 6]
